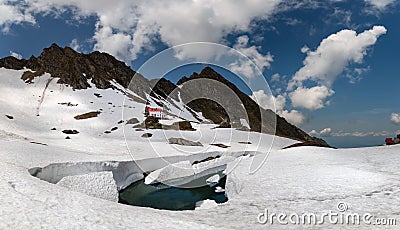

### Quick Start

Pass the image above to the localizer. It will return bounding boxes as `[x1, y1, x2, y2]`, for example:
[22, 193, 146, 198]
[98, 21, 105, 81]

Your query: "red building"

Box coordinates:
[144, 106, 165, 119]
[386, 138, 393, 145]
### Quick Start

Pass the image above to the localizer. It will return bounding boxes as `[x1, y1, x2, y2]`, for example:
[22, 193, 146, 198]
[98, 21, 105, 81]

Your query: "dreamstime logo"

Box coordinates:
[257, 202, 397, 226]
[122, 42, 277, 188]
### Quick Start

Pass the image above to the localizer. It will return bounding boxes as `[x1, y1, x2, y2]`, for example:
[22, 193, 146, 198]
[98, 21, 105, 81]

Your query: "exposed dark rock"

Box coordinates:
[21, 69, 45, 84]
[0, 43, 139, 90]
[74, 111, 101, 120]
[117, 120, 124, 124]
[144, 116, 162, 129]
[149, 78, 178, 100]
[58, 102, 78, 107]
[283, 139, 336, 150]
[238, 141, 252, 145]
[210, 143, 230, 148]
[135, 128, 144, 131]
[111, 127, 118, 131]
[62, 130, 79, 135]
[176, 66, 331, 147]
[30, 141, 48, 146]
[168, 121, 196, 131]
[94, 93, 102, 98]
[5, 115, 14, 120]
[51, 128, 57, 131]
[141, 133, 153, 138]
[104, 131, 111, 134]
[192, 155, 220, 165]
[0, 56, 26, 69]
[65, 136, 71, 139]
[168, 137, 203, 146]
[126, 118, 140, 125]
[216, 120, 231, 128]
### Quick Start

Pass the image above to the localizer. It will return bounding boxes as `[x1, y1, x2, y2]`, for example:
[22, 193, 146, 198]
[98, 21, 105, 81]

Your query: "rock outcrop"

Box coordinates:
[168, 137, 203, 146]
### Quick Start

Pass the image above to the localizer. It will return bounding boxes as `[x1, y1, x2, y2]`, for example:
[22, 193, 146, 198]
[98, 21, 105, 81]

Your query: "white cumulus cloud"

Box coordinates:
[289, 26, 387, 90]
[229, 35, 274, 78]
[280, 109, 307, 126]
[309, 127, 332, 137]
[69, 39, 81, 52]
[287, 26, 386, 111]
[250, 89, 307, 126]
[332, 130, 391, 137]
[289, 85, 334, 110]
[0, 2, 35, 32]
[391, 113, 400, 124]
[250, 90, 285, 112]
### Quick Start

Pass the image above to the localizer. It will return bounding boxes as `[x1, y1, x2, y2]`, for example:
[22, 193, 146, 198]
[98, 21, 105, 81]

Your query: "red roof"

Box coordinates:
[145, 106, 163, 112]
[386, 138, 393, 144]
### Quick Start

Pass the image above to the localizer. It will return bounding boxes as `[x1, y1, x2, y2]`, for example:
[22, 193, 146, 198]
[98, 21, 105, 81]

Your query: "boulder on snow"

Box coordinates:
[238, 141, 252, 145]
[168, 121, 196, 131]
[62, 129, 79, 135]
[144, 116, 162, 129]
[57, 171, 119, 202]
[192, 155, 220, 165]
[5, 115, 14, 120]
[141, 133, 153, 138]
[74, 111, 101, 120]
[168, 137, 203, 146]
[210, 143, 230, 148]
[126, 117, 140, 124]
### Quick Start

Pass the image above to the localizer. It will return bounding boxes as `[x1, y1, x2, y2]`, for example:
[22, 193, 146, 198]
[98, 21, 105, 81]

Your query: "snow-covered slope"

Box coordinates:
[1, 67, 399, 229]
[0, 68, 205, 157]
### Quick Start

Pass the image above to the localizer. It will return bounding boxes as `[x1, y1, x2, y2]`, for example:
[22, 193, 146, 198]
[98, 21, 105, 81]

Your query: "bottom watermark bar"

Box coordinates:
[257, 202, 397, 226]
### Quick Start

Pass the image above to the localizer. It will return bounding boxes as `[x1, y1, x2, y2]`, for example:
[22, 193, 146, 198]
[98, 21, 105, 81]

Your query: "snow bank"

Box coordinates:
[145, 160, 193, 185]
[144, 156, 236, 187]
[195, 199, 218, 210]
[29, 152, 232, 193]
[30, 161, 145, 191]
[57, 171, 119, 202]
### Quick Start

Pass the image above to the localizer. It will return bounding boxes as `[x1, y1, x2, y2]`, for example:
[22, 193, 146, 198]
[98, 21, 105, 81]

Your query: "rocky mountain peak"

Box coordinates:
[176, 67, 330, 146]
[0, 43, 136, 90]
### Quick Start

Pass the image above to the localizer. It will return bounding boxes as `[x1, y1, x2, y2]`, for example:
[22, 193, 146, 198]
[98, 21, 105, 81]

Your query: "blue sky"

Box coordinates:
[0, 0, 399, 147]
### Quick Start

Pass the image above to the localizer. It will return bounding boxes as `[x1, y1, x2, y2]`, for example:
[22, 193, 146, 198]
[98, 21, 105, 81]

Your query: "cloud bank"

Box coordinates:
[0, 0, 284, 63]
[310, 128, 391, 137]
